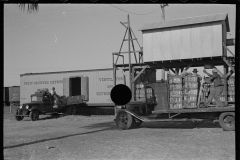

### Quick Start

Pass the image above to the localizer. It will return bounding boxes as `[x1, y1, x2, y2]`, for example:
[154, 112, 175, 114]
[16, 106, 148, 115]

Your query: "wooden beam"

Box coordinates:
[112, 50, 143, 54]
[223, 58, 235, 73]
[223, 42, 235, 57]
[132, 66, 148, 84]
[169, 68, 176, 74]
[117, 67, 129, 78]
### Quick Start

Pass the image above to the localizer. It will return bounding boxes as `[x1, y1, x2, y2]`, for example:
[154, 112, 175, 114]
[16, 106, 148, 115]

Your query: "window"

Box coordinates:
[31, 96, 42, 102]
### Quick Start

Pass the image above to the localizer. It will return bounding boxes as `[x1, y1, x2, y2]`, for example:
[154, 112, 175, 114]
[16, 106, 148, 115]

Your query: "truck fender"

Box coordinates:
[116, 109, 147, 122]
[29, 107, 41, 114]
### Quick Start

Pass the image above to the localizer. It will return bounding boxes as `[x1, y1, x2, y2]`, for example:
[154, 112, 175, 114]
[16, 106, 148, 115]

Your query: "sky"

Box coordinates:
[4, 4, 236, 87]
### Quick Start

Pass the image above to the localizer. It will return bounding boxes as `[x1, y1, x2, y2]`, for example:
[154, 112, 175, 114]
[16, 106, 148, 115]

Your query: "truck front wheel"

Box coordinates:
[15, 116, 24, 121]
[15, 110, 24, 121]
[30, 110, 39, 121]
[219, 112, 235, 131]
[116, 111, 133, 130]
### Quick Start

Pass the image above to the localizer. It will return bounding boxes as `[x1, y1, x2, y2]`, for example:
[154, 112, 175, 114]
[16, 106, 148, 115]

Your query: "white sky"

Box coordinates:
[4, 4, 236, 87]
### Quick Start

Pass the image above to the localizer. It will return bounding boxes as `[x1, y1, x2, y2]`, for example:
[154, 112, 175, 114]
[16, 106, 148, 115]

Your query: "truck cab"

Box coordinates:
[15, 92, 70, 121]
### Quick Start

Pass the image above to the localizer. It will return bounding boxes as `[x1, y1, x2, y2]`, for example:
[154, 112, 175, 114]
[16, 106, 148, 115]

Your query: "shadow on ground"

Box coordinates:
[4, 123, 117, 150]
[141, 120, 220, 129]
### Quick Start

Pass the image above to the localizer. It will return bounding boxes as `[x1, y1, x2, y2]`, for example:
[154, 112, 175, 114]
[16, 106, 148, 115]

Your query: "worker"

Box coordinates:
[202, 68, 224, 108]
[50, 87, 59, 108]
[192, 69, 202, 79]
[50, 87, 56, 96]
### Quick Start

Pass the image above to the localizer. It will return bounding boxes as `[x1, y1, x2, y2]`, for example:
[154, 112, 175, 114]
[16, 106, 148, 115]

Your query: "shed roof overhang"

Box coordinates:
[139, 13, 230, 32]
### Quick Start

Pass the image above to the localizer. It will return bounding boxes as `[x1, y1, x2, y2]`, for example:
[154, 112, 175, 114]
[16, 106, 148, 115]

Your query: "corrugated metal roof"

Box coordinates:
[139, 13, 230, 32]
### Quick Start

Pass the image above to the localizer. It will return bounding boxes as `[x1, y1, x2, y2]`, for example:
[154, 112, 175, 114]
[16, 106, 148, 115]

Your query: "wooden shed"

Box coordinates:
[139, 13, 230, 63]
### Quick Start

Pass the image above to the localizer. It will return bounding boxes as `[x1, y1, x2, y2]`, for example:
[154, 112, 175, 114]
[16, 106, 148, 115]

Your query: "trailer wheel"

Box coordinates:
[116, 111, 133, 130]
[30, 110, 39, 121]
[219, 112, 235, 131]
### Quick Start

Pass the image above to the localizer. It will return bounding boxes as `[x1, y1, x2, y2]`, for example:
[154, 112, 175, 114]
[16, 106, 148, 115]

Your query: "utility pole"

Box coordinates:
[160, 4, 168, 80]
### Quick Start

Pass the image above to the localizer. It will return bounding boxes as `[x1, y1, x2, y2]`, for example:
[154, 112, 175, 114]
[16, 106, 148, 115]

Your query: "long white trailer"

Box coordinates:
[20, 68, 129, 106]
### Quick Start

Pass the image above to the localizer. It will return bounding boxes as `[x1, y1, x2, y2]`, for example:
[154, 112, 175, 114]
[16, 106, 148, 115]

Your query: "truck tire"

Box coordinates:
[30, 110, 40, 121]
[15, 115, 24, 121]
[219, 112, 235, 131]
[116, 111, 133, 130]
[15, 110, 24, 121]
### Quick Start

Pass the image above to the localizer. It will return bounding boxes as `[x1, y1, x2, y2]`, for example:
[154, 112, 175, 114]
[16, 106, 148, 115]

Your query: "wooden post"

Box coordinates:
[128, 15, 132, 99]
[223, 65, 228, 105]
[132, 67, 135, 101]
[112, 53, 117, 117]
[10, 102, 12, 114]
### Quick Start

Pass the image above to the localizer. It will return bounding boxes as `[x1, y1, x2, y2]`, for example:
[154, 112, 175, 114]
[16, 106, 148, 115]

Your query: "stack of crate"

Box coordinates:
[169, 75, 183, 109]
[135, 83, 146, 101]
[146, 87, 153, 99]
[228, 76, 235, 102]
[135, 84, 140, 101]
[182, 74, 199, 109]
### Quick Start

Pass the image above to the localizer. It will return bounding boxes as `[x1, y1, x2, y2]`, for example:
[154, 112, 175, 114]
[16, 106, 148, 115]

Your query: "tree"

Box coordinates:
[160, 4, 168, 21]
[18, 4, 39, 13]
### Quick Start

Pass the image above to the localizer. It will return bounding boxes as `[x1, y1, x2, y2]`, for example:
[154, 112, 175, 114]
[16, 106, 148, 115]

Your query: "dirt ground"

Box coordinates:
[4, 106, 235, 160]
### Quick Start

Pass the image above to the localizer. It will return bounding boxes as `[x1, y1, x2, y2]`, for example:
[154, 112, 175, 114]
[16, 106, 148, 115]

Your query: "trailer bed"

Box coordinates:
[152, 105, 235, 114]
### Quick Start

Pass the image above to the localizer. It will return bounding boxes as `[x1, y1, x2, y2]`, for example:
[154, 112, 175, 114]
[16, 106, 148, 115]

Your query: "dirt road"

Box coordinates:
[4, 106, 235, 160]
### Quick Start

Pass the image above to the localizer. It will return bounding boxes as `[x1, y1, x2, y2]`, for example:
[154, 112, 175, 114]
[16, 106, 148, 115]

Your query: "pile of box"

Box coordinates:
[182, 75, 199, 108]
[169, 74, 200, 109]
[169, 75, 183, 109]
[227, 76, 235, 102]
[135, 84, 146, 101]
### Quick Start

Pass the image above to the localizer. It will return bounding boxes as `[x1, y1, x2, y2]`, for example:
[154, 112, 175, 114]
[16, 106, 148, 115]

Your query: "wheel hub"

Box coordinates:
[120, 115, 128, 124]
[224, 116, 234, 126]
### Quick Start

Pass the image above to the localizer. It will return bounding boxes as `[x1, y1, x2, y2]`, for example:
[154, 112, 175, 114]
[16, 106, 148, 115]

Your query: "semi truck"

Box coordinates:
[113, 13, 235, 131]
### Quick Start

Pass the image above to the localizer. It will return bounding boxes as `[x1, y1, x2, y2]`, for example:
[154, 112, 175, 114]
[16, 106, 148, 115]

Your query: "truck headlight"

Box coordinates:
[26, 105, 29, 109]
[19, 105, 22, 109]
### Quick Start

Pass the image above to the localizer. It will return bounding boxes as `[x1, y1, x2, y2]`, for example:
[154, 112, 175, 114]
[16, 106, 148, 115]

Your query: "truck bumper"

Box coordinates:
[15, 109, 30, 116]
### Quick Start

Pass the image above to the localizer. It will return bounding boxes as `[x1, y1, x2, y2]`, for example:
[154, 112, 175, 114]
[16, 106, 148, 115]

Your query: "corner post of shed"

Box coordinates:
[222, 19, 228, 105]
[127, 15, 132, 100]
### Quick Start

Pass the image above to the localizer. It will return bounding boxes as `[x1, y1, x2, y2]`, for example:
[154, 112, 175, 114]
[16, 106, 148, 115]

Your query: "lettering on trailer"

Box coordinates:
[99, 77, 123, 81]
[23, 80, 63, 85]
[107, 85, 113, 88]
[96, 92, 110, 96]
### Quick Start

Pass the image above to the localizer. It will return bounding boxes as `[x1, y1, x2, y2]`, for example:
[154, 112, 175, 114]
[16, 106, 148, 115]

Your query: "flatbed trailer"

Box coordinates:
[112, 13, 235, 131]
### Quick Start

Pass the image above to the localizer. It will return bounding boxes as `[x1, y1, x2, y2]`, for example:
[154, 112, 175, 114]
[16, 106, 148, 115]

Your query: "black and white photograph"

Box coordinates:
[4, 3, 236, 160]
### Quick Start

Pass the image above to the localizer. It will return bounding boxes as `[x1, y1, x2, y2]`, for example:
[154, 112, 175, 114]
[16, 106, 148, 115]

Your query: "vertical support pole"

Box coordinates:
[10, 102, 12, 114]
[132, 67, 135, 101]
[222, 20, 228, 106]
[223, 64, 228, 105]
[122, 56, 126, 85]
[112, 53, 117, 117]
[128, 15, 132, 99]
[175, 68, 179, 75]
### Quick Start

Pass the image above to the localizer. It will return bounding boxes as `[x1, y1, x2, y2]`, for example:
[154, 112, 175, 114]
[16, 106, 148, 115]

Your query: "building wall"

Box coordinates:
[143, 22, 223, 62]
[20, 69, 129, 105]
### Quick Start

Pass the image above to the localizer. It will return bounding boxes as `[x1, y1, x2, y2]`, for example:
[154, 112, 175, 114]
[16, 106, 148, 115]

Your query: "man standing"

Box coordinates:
[203, 68, 224, 107]
[192, 69, 202, 80]
[50, 87, 59, 108]
[50, 87, 56, 96]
